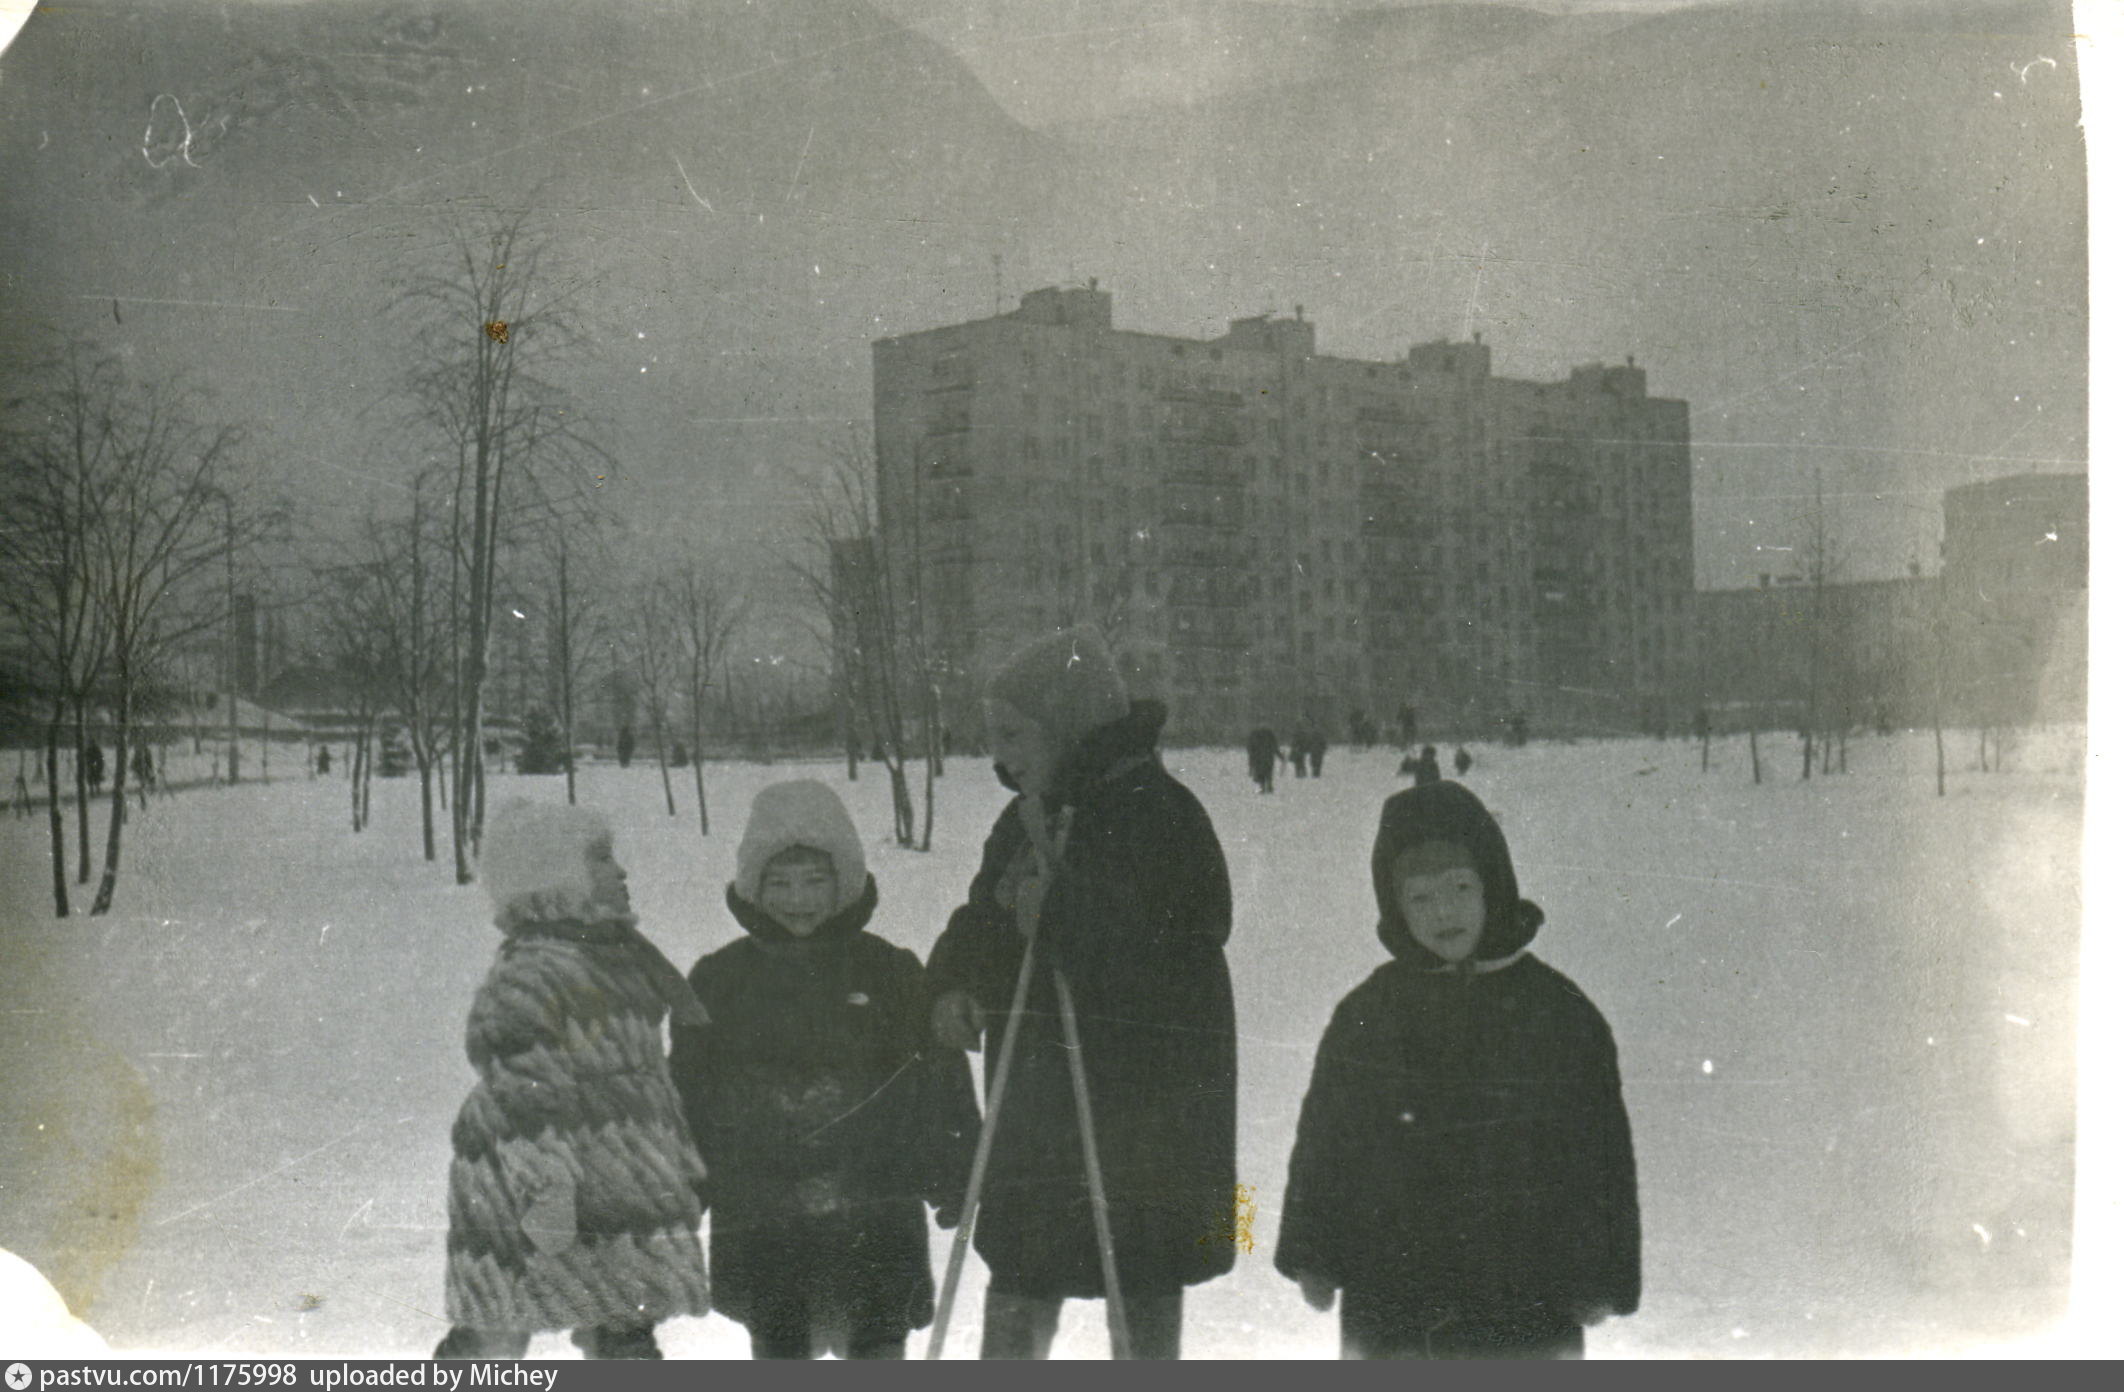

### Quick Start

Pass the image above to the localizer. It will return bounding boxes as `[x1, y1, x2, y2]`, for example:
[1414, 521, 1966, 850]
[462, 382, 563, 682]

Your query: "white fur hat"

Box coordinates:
[733, 780, 868, 914]
[480, 799, 614, 916]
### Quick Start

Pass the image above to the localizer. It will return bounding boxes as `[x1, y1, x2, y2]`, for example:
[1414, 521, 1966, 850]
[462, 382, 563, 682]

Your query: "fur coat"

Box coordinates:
[442, 907, 711, 1333]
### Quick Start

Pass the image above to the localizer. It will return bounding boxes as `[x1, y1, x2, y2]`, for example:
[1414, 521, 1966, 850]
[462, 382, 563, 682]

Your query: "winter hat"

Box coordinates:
[733, 780, 870, 915]
[480, 799, 617, 922]
[984, 625, 1130, 750]
[1370, 779, 1544, 967]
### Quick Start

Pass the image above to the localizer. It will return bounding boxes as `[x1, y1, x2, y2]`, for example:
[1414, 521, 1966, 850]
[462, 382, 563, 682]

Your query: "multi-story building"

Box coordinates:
[1939, 472, 2087, 723]
[1692, 471, 2087, 732]
[872, 283, 1695, 743]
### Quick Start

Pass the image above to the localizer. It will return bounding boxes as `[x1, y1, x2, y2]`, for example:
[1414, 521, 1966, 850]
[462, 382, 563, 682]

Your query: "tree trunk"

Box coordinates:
[349, 722, 364, 832]
[1749, 726, 1761, 785]
[920, 732, 936, 853]
[44, 712, 69, 918]
[652, 710, 676, 816]
[1935, 721, 1947, 798]
[689, 699, 709, 837]
[73, 700, 92, 884]
[89, 694, 133, 915]
[1700, 728, 1710, 773]
[417, 750, 437, 860]
[886, 757, 914, 848]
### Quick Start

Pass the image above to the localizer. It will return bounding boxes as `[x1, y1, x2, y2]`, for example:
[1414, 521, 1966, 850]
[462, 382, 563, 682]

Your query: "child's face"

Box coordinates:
[583, 834, 630, 915]
[984, 698, 1056, 795]
[758, 848, 839, 937]
[1395, 847, 1485, 963]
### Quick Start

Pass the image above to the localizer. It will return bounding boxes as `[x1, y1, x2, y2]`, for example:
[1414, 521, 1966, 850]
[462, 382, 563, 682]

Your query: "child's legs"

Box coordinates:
[569, 1324, 662, 1360]
[979, 1290, 1061, 1360]
[433, 1327, 529, 1360]
[746, 1284, 817, 1360]
[1338, 1294, 1583, 1361]
[1119, 1283, 1184, 1361]
[976, 1285, 1182, 1360]
[748, 1323, 814, 1360]
[842, 1330, 907, 1360]
[1425, 1309, 1583, 1361]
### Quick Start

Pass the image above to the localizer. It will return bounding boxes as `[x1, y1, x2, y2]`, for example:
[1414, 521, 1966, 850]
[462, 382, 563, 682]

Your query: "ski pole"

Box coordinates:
[925, 807, 1074, 1359]
[1017, 806, 1131, 1357]
[1053, 965, 1132, 1359]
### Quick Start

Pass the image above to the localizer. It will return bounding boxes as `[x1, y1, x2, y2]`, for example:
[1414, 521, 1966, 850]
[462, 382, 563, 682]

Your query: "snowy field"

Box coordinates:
[0, 728, 2087, 1359]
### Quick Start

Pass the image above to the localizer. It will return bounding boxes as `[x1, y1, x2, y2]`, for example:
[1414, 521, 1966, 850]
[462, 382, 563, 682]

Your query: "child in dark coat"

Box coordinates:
[669, 781, 979, 1360]
[1275, 780, 1640, 1360]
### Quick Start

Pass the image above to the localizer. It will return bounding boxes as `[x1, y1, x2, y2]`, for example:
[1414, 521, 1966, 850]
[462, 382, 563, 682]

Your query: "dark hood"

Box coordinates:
[724, 873, 879, 951]
[993, 698, 1167, 807]
[1370, 779, 1544, 969]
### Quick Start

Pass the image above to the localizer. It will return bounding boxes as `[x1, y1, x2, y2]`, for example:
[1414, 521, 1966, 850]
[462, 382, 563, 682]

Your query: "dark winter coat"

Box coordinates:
[1275, 781, 1640, 1334]
[669, 880, 979, 1335]
[1246, 727, 1280, 784]
[443, 910, 712, 1333]
[929, 700, 1239, 1299]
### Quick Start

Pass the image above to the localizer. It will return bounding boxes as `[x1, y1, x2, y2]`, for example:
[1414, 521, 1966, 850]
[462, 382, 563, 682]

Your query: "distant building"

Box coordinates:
[1692, 471, 2087, 731]
[1695, 574, 1939, 730]
[872, 283, 1693, 742]
[1940, 472, 2087, 723]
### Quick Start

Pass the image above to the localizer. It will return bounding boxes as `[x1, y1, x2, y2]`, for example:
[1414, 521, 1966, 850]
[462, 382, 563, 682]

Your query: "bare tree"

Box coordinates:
[792, 432, 937, 848]
[315, 555, 389, 835]
[625, 581, 682, 818]
[80, 383, 265, 914]
[0, 347, 114, 916]
[1794, 468, 1846, 782]
[663, 560, 745, 837]
[399, 209, 594, 882]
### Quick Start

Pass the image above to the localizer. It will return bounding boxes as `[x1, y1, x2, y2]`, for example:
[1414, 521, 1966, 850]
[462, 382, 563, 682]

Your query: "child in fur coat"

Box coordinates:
[1275, 780, 1640, 1360]
[669, 781, 979, 1359]
[436, 800, 711, 1360]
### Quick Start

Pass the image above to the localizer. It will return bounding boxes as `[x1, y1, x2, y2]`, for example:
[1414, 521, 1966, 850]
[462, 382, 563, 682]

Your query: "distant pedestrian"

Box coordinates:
[83, 743, 105, 795]
[1246, 727, 1281, 794]
[132, 744, 154, 810]
[1276, 781, 1640, 1359]
[13, 760, 31, 818]
[1399, 745, 1442, 786]
[1453, 746, 1473, 777]
[317, 745, 332, 776]
[669, 781, 978, 1359]
[1293, 719, 1325, 780]
[435, 801, 710, 1360]
[1397, 705, 1418, 750]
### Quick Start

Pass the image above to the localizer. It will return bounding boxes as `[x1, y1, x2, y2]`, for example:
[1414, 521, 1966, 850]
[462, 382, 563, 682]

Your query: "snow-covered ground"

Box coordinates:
[0, 728, 2086, 1358]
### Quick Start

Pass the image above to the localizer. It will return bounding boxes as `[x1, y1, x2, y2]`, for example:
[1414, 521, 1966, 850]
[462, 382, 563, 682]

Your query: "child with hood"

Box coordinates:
[436, 800, 711, 1360]
[928, 625, 1237, 1359]
[1274, 780, 1640, 1359]
[668, 781, 979, 1359]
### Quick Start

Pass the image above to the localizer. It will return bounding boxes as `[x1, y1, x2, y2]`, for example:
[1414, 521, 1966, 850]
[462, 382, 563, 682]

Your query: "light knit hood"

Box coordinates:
[480, 799, 616, 927]
[732, 780, 870, 916]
